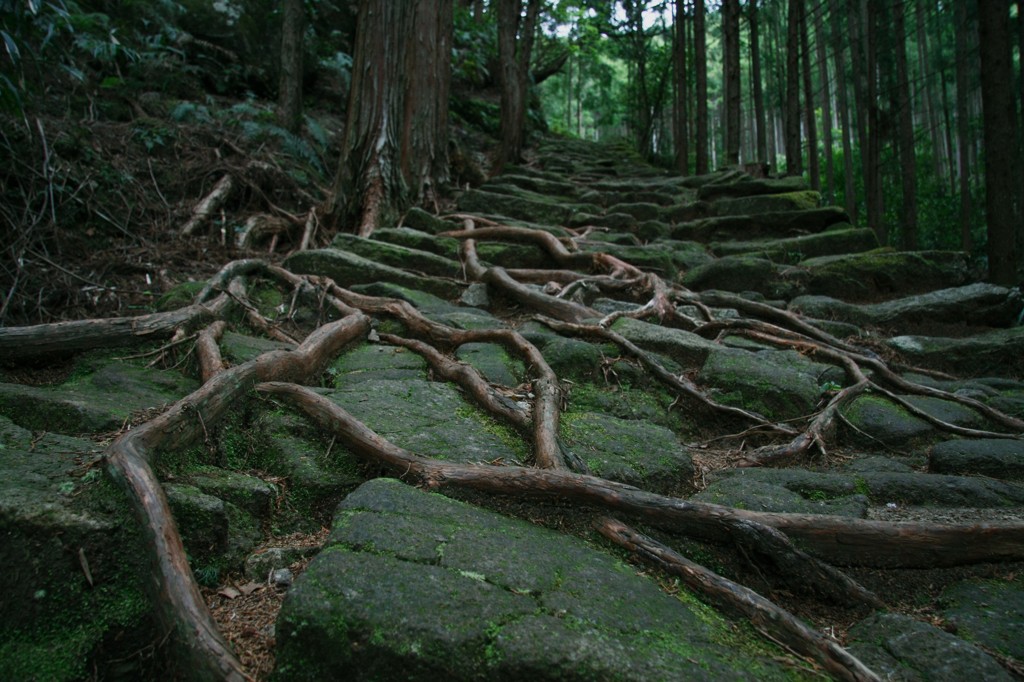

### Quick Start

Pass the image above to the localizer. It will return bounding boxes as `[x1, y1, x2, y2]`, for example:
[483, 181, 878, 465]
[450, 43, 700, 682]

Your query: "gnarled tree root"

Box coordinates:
[257, 381, 1024, 569]
[104, 313, 370, 680]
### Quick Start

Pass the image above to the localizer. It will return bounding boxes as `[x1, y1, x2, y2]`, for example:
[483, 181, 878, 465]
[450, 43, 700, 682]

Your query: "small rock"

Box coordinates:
[271, 568, 293, 587]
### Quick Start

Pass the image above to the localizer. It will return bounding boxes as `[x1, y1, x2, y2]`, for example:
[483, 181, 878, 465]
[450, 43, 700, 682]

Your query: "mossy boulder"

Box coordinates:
[0, 358, 197, 435]
[711, 227, 878, 262]
[840, 394, 983, 447]
[284, 248, 457, 298]
[799, 250, 970, 301]
[0, 416, 154, 681]
[711, 190, 821, 216]
[847, 613, 1012, 682]
[699, 348, 833, 420]
[610, 317, 719, 367]
[887, 327, 1024, 377]
[560, 411, 694, 490]
[682, 256, 778, 294]
[929, 439, 1024, 479]
[274, 478, 802, 680]
[940, 578, 1024, 660]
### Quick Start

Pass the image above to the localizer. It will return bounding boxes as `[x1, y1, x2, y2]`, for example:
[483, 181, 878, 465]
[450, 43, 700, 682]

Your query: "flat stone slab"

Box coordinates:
[560, 411, 694, 490]
[0, 358, 196, 435]
[285, 248, 458, 298]
[695, 466, 1024, 513]
[789, 283, 1022, 329]
[0, 416, 151, 681]
[930, 439, 1024, 479]
[846, 613, 1012, 681]
[939, 578, 1024, 660]
[327, 379, 527, 464]
[887, 327, 1024, 377]
[274, 478, 802, 680]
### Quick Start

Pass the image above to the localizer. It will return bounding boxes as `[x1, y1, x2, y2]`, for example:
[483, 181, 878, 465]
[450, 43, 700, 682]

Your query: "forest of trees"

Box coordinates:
[533, 0, 1023, 285]
[1, 0, 1022, 285]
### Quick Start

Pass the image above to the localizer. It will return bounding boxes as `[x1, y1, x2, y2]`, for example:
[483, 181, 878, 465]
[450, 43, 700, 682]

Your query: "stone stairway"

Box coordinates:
[2, 137, 1023, 680]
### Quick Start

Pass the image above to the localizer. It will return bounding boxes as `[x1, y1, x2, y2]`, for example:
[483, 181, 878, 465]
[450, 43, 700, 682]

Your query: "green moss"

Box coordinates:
[453, 404, 528, 462]
[154, 280, 206, 311]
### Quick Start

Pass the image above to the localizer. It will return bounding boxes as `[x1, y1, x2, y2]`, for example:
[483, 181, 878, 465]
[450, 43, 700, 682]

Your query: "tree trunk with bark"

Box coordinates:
[956, 0, 974, 252]
[328, 0, 453, 237]
[978, 0, 1020, 284]
[497, 0, 541, 170]
[785, 0, 802, 176]
[894, 0, 918, 250]
[674, 0, 690, 174]
[799, 0, 819, 189]
[694, 0, 709, 174]
[813, 2, 834, 201]
[277, 0, 305, 133]
[723, 0, 741, 166]
[749, 0, 768, 167]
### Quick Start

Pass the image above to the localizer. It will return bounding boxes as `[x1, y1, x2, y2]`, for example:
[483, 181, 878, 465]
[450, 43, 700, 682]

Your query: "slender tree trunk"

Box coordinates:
[814, 1, 835, 202]
[497, 0, 541, 170]
[978, 1, 1020, 284]
[723, 0, 742, 166]
[915, 0, 943, 185]
[799, 0, 819, 189]
[894, 0, 918, 250]
[750, 0, 768, 166]
[785, 0, 802, 176]
[674, 0, 690, 173]
[829, 0, 856, 221]
[955, 0, 974, 252]
[865, 0, 884, 243]
[695, 0, 709, 173]
[329, 0, 453, 237]
[277, 0, 305, 133]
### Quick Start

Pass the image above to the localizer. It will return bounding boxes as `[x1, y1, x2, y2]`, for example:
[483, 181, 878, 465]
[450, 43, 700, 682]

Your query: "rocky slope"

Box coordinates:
[1, 138, 1022, 680]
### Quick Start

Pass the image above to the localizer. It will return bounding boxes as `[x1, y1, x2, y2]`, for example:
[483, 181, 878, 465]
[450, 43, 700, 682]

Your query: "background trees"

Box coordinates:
[0, 0, 1019, 280]
[536, 0, 1023, 282]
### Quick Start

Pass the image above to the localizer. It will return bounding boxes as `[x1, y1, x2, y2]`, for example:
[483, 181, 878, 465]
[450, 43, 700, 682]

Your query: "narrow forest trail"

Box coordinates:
[1, 136, 1023, 681]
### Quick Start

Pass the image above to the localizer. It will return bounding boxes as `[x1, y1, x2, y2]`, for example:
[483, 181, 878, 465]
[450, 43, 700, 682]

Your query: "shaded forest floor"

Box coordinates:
[2, 96, 1024, 679]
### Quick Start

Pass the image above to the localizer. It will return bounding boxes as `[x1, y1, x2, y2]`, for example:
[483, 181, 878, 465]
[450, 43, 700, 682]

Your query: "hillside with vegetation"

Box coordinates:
[1, 1, 1023, 680]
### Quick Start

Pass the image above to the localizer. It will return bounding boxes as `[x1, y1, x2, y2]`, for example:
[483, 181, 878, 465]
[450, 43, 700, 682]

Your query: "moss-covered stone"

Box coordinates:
[711, 227, 878, 262]
[682, 256, 778, 294]
[455, 342, 524, 387]
[0, 358, 197, 435]
[799, 249, 970, 301]
[327, 379, 528, 464]
[284, 248, 457, 298]
[846, 613, 1012, 682]
[0, 416, 154, 681]
[711, 190, 820, 216]
[274, 478, 806, 680]
[560, 411, 693, 490]
[699, 347, 831, 420]
[940, 578, 1024, 660]
[331, 233, 464, 278]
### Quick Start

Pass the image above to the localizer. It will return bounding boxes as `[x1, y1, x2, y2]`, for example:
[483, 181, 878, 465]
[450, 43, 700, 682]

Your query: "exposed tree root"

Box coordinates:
[4, 236, 1023, 681]
[104, 314, 369, 680]
[256, 380, 1024, 570]
[596, 518, 882, 682]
